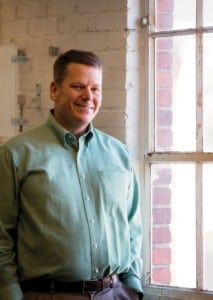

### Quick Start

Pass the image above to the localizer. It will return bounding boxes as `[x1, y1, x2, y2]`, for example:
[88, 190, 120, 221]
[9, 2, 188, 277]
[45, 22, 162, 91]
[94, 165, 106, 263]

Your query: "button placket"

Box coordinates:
[76, 142, 100, 279]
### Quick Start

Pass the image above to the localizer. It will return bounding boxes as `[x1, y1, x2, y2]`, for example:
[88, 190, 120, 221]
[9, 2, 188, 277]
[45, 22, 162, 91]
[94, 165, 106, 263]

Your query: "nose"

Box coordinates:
[82, 87, 93, 100]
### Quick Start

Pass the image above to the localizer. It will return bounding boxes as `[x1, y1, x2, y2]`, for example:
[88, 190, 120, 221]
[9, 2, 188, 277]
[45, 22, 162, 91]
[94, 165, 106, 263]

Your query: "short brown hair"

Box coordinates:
[53, 49, 102, 84]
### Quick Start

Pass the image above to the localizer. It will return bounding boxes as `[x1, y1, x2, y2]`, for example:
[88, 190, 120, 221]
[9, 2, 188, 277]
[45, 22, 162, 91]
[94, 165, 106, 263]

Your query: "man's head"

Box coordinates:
[53, 49, 102, 85]
[50, 49, 103, 137]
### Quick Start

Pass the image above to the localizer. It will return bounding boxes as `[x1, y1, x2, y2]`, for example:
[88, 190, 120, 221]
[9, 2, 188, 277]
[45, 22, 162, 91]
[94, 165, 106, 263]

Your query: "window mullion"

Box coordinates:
[195, 0, 203, 291]
[195, 32, 203, 151]
[148, 36, 155, 153]
[196, 163, 203, 291]
[147, 0, 156, 154]
[196, 0, 203, 152]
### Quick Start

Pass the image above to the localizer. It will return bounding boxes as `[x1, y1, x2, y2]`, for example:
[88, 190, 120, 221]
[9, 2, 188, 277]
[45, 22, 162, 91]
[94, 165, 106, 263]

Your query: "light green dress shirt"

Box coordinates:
[0, 111, 142, 300]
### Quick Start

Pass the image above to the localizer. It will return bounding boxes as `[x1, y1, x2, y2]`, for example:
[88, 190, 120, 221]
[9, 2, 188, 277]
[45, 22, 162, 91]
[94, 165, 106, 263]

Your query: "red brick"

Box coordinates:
[152, 248, 171, 265]
[156, 90, 172, 106]
[156, 71, 173, 88]
[157, 13, 173, 30]
[153, 208, 171, 225]
[156, 52, 173, 69]
[152, 168, 172, 185]
[152, 187, 171, 205]
[152, 227, 171, 243]
[157, 109, 172, 126]
[156, 129, 173, 148]
[152, 267, 171, 284]
[156, 38, 173, 50]
[157, 0, 174, 11]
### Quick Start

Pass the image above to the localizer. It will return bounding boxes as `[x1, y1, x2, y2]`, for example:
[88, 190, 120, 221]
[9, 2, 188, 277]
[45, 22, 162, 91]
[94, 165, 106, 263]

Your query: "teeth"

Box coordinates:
[77, 105, 93, 109]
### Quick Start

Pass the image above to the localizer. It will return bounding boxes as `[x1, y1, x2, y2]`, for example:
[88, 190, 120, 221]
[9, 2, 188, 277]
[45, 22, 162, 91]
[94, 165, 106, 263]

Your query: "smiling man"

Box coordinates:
[0, 49, 143, 300]
[50, 60, 102, 137]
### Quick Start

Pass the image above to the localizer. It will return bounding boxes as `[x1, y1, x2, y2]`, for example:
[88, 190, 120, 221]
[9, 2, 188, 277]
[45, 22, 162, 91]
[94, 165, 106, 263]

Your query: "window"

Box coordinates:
[142, 0, 213, 298]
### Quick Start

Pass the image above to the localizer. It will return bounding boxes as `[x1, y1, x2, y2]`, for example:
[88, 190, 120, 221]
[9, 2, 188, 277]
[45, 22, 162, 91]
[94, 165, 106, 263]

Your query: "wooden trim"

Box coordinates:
[145, 152, 213, 162]
[144, 285, 213, 299]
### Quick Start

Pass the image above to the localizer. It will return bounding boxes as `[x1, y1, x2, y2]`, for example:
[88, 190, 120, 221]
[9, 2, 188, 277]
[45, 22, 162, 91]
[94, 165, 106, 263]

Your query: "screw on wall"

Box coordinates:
[11, 95, 28, 133]
[141, 16, 149, 28]
[34, 83, 41, 109]
[11, 49, 29, 63]
[48, 46, 59, 56]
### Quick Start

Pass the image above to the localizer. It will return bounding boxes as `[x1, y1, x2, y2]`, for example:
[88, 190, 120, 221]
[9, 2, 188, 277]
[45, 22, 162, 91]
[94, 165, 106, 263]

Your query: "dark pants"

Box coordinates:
[23, 281, 140, 300]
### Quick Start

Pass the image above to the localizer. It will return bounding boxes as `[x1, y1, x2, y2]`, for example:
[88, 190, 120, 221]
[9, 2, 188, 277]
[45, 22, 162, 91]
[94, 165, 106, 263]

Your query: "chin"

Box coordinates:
[79, 113, 94, 121]
[76, 116, 92, 125]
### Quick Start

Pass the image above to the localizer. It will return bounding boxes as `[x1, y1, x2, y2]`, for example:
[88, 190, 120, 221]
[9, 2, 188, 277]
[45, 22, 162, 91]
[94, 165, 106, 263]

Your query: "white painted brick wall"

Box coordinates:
[0, 0, 143, 146]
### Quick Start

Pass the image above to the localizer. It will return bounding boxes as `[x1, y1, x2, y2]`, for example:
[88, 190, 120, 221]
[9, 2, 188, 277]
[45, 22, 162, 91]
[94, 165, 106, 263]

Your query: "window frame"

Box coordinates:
[141, 0, 213, 298]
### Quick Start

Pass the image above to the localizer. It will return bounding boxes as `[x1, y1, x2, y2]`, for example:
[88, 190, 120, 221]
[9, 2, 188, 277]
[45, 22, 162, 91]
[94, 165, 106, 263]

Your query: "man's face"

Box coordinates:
[50, 63, 102, 137]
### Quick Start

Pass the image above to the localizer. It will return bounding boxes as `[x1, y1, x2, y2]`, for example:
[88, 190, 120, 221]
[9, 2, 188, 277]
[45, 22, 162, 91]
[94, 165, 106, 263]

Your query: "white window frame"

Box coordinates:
[141, 1, 213, 299]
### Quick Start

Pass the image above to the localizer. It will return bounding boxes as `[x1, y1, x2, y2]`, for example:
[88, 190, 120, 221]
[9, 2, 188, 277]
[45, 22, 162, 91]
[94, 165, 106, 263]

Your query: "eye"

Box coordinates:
[92, 87, 100, 94]
[71, 83, 84, 90]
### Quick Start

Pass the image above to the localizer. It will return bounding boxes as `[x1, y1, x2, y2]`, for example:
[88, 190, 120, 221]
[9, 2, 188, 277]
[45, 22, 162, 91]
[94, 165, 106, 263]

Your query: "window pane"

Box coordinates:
[155, 36, 196, 152]
[203, 33, 213, 152]
[203, 0, 213, 27]
[151, 164, 196, 288]
[155, 0, 196, 31]
[203, 164, 213, 290]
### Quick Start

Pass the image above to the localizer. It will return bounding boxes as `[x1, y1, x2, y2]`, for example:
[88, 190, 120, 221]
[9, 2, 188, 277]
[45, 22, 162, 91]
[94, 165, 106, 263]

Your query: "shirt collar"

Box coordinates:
[46, 110, 94, 148]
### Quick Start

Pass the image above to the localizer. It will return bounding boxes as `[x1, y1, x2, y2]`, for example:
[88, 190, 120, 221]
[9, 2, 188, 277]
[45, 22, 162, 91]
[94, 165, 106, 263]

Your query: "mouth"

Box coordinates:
[75, 103, 95, 112]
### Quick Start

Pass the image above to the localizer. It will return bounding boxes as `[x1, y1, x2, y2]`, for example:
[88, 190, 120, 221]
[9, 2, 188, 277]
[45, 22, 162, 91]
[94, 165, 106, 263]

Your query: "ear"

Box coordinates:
[50, 81, 58, 102]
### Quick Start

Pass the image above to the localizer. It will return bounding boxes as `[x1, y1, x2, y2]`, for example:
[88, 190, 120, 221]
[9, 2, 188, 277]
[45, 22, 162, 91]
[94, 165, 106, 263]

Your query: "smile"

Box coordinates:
[76, 104, 94, 110]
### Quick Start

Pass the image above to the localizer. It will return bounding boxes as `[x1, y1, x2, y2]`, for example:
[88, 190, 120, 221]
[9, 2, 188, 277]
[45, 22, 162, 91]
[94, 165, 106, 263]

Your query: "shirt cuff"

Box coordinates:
[0, 282, 23, 300]
[121, 275, 143, 293]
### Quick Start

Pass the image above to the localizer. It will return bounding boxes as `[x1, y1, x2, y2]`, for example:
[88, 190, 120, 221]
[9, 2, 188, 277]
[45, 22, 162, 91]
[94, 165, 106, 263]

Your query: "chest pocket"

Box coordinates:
[98, 170, 130, 209]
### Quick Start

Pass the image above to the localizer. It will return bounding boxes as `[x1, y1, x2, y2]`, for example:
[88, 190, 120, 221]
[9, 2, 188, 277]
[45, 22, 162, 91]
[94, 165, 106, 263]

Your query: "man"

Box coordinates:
[0, 49, 143, 300]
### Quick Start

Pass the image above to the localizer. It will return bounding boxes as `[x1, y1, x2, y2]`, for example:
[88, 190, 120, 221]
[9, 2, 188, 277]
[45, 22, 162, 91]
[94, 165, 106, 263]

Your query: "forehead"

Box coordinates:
[65, 63, 102, 84]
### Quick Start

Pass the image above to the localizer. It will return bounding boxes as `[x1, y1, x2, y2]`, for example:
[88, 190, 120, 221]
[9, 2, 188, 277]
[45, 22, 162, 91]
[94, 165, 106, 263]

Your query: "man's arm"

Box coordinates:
[0, 146, 23, 300]
[119, 167, 143, 295]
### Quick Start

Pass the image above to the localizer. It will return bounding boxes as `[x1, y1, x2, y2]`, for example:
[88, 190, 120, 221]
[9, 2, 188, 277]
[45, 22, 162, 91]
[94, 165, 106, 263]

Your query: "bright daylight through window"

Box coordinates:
[145, 0, 213, 293]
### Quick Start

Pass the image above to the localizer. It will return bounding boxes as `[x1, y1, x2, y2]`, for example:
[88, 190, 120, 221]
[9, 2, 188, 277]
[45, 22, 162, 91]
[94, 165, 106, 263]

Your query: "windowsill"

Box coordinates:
[143, 285, 213, 300]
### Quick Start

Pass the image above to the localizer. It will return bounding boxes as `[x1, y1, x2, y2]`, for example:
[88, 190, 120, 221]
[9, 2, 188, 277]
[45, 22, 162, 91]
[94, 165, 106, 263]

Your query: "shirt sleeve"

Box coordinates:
[119, 167, 143, 293]
[0, 283, 23, 300]
[0, 146, 22, 299]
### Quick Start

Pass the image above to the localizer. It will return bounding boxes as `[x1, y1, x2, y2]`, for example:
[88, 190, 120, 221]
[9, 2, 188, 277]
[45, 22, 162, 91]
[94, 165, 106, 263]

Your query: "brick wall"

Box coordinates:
[151, 0, 174, 286]
[152, 167, 172, 284]
[0, 0, 143, 147]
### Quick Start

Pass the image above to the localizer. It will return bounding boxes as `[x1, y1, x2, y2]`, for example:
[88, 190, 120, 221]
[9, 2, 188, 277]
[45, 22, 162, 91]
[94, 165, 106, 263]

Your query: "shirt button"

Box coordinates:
[82, 174, 85, 179]
[65, 134, 72, 145]
[90, 219, 95, 224]
[95, 268, 99, 273]
[86, 195, 90, 201]
[93, 243, 98, 248]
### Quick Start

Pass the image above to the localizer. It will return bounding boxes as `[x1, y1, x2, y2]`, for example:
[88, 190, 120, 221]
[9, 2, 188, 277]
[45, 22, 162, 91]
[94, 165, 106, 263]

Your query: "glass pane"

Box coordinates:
[155, 36, 196, 151]
[151, 164, 196, 288]
[203, 33, 213, 152]
[203, 0, 213, 27]
[155, 0, 196, 31]
[203, 164, 213, 290]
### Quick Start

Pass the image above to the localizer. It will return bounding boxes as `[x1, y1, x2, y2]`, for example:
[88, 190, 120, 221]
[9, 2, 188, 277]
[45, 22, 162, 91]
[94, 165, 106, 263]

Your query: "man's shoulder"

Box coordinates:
[93, 128, 129, 153]
[4, 122, 48, 148]
[93, 128, 125, 144]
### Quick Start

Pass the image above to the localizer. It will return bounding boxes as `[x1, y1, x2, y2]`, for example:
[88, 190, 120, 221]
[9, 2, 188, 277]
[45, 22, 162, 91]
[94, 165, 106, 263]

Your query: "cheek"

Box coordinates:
[95, 96, 102, 108]
[63, 92, 76, 106]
